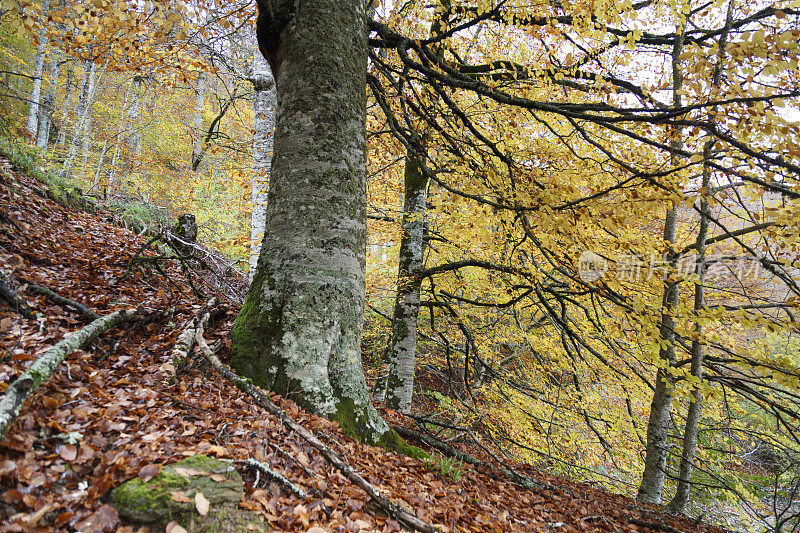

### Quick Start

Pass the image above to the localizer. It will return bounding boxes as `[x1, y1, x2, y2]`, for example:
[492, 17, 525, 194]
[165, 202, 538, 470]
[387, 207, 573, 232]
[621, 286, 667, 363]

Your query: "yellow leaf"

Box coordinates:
[195, 492, 210, 516]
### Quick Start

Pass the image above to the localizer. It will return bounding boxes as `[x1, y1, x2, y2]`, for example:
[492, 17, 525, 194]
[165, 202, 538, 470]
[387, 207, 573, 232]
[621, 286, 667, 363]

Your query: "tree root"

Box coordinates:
[193, 319, 437, 533]
[0, 308, 138, 439]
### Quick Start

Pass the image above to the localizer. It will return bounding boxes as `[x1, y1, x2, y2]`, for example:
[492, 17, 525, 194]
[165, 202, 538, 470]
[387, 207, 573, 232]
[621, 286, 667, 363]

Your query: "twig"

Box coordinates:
[237, 458, 309, 499]
[27, 283, 99, 320]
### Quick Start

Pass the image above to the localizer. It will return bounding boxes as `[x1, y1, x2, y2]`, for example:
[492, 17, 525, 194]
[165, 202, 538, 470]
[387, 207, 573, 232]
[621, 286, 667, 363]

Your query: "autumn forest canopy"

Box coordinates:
[1, 0, 800, 530]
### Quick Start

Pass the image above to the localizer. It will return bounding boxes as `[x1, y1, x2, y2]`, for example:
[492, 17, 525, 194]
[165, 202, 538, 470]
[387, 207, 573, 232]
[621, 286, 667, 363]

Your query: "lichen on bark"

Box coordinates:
[231, 0, 395, 446]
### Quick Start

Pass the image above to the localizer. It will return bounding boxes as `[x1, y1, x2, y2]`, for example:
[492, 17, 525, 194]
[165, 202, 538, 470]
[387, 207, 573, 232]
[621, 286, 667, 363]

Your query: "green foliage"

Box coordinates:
[0, 133, 95, 211]
[109, 201, 170, 235]
[423, 452, 464, 482]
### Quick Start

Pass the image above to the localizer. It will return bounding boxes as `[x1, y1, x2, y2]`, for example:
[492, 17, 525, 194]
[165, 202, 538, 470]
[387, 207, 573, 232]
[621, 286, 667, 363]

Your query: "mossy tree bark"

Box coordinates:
[0, 309, 134, 440]
[384, 156, 427, 412]
[231, 0, 392, 444]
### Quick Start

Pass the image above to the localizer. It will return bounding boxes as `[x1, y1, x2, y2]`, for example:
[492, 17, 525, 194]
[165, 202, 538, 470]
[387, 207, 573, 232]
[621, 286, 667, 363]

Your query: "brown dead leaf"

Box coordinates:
[174, 467, 205, 477]
[209, 473, 226, 482]
[170, 491, 192, 503]
[207, 444, 230, 458]
[0, 317, 12, 333]
[296, 451, 311, 468]
[166, 521, 188, 533]
[138, 463, 162, 483]
[41, 396, 60, 409]
[7, 254, 24, 270]
[73, 504, 119, 533]
[0, 460, 16, 476]
[195, 492, 210, 516]
[58, 443, 77, 462]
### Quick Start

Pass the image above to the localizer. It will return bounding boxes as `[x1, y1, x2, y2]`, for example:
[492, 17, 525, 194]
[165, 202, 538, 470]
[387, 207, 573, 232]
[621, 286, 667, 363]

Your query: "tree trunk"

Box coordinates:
[382, 2, 449, 412]
[384, 155, 428, 412]
[79, 61, 98, 179]
[249, 47, 276, 282]
[637, 21, 686, 505]
[231, 0, 398, 446]
[25, 0, 49, 137]
[36, 56, 59, 152]
[55, 63, 73, 152]
[667, 0, 734, 513]
[61, 58, 94, 179]
[190, 72, 206, 171]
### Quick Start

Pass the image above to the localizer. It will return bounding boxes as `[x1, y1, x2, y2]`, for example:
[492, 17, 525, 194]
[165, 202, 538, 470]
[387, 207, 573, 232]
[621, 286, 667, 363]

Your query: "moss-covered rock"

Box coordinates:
[111, 455, 263, 532]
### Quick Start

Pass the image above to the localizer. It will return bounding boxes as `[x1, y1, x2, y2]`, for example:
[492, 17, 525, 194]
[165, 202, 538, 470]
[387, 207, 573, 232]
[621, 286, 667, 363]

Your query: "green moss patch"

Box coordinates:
[111, 455, 262, 532]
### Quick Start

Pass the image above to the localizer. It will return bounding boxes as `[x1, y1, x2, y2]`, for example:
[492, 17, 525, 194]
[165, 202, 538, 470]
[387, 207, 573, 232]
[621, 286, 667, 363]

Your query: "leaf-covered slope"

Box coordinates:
[0, 156, 724, 532]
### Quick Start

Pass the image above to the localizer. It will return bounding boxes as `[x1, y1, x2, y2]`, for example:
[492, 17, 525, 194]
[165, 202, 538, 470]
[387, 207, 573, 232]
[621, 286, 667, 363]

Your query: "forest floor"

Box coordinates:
[0, 154, 728, 533]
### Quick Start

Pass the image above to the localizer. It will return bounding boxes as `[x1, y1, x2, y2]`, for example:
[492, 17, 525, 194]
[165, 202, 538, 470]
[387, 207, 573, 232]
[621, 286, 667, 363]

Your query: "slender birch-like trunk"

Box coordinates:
[667, 0, 735, 513]
[637, 21, 686, 505]
[384, 156, 428, 412]
[190, 72, 206, 171]
[26, 0, 50, 137]
[36, 57, 59, 152]
[249, 48, 275, 282]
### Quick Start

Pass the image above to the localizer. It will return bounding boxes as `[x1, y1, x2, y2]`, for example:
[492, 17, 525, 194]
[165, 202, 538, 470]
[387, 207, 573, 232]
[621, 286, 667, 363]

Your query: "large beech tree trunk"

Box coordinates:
[0, 309, 134, 439]
[231, 0, 399, 447]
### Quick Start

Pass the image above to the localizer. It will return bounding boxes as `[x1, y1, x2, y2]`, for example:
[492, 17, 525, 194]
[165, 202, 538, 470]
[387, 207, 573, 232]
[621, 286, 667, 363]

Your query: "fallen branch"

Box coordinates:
[27, 283, 99, 320]
[0, 271, 35, 319]
[238, 458, 309, 499]
[0, 309, 137, 439]
[170, 298, 219, 378]
[394, 425, 556, 497]
[193, 324, 436, 533]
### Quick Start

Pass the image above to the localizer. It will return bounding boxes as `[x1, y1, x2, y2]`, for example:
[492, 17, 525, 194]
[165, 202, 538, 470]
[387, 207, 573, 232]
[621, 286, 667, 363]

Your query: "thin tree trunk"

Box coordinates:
[26, 0, 49, 137]
[36, 56, 59, 152]
[79, 61, 98, 179]
[108, 80, 132, 195]
[61, 58, 93, 178]
[667, 0, 734, 513]
[249, 48, 275, 282]
[91, 138, 108, 192]
[190, 72, 206, 171]
[55, 63, 73, 152]
[384, 156, 428, 412]
[382, 1, 448, 412]
[637, 21, 686, 505]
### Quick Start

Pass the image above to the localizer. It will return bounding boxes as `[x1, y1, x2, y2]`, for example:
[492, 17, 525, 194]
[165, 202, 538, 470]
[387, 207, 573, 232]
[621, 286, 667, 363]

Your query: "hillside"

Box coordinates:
[0, 155, 725, 533]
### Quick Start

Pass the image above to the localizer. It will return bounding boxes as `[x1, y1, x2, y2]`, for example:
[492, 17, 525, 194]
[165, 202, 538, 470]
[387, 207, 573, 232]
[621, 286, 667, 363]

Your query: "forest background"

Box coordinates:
[1, 0, 800, 530]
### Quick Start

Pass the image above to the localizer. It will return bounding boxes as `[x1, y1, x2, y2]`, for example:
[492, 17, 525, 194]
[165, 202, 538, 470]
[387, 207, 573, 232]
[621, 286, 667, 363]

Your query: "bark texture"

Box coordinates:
[190, 72, 206, 171]
[384, 156, 427, 412]
[0, 309, 134, 440]
[26, 0, 49, 137]
[36, 55, 58, 152]
[231, 0, 392, 444]
[249, 46, 275, 282]
[637, 23, 686, 504]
